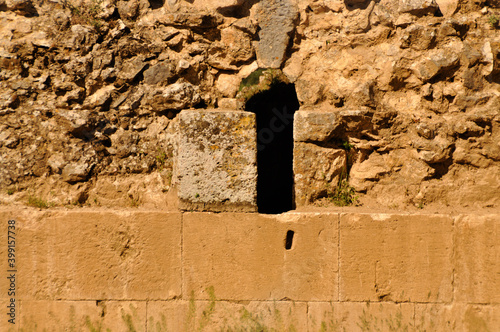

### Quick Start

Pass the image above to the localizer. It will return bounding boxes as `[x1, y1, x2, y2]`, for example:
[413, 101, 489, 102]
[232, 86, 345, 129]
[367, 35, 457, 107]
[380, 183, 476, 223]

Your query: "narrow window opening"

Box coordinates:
[245, 81, 299, 214]
[285, 230, 294, 250]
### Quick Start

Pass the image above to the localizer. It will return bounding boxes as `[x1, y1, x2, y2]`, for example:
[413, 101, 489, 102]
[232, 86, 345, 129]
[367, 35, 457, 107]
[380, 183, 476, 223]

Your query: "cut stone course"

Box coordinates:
[340, 213, 453, 302]
[183, 212, 339, 301]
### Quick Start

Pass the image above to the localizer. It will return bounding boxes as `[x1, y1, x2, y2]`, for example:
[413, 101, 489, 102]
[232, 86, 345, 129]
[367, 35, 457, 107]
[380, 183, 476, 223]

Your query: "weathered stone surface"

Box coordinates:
[294, 111, 339, 142]
[293, 142, 347, 205]
[147, 300, 307, 331]
[308, 302, 415, 331]
[61, 162, 92, 182]
[216, 73, 241, 97]
[399, 0, 439, 16]
[255, 0, 298, 68]
[143, 61, 175, 85]
[18, 301, 146, 331]
[0, 210, 182, 300]
[83, 85, 115, 109]
[178, 110, 257, 212]
[143, 82, 201, 112]
[350, 152, 391, 191]
[293, 109, 372, 142]
[435, 0, 458, 16]
[412, 48, 460, 81]
[183, 212, 339, 301]
[0, 0, 499, 215]
[415, 303, 500, 330]
[117, 55, 147, 82]
[454, 214, 500, 304]
[208, 26, 254, 71]
[4, 0, 37, 16]
[340, 213, 453, 302]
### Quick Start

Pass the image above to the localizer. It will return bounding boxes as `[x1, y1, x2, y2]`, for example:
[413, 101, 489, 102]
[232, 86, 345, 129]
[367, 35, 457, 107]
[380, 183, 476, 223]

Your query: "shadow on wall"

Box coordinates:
[216, 0, 261, 18]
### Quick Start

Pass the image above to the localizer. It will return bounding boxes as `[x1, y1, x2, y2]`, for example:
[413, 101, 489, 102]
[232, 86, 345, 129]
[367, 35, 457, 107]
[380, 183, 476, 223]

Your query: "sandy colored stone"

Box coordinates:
[178, 110, 257, 212]
[148, 300, 307, 331]
[435, 0, 458, 16]
[308, 302, 415, 331]
[18, 300, 146, 331]
[340, 213, 453, 302]
[255, 0, 298, 68]
[198, 300, 307, 331]
[293, 142, 347, 205]
[146, 300, 189, 331]
[454, 214, 500, 303]
[183, 212, 338, 301]
[0, 210, 182, 300]
[293, 110, 339, 142]
[415, 303, 500, 331]
[216, 73, 241, 98]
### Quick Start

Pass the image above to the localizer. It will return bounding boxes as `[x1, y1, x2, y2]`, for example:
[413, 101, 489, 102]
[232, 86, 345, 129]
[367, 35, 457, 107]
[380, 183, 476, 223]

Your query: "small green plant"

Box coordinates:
[198, 286, 217, 331]
[342, 141, 354, 151]
[62, 0, 104, 30]
[156, 150, 167, 171]
[237, 68, 289, 102]
[488, 14, 499, 28]
[27, 195, 50, 209]
[7, 188, 14, 195]
[327, 172, 359, 207]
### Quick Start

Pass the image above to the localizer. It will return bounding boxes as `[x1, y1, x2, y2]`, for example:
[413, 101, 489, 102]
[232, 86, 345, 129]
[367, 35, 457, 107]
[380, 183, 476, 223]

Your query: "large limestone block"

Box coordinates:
[147, 300, 307, 331]
[18, 300, 146, 331]
[340, 213, 453, 302]
[308, 302, 415, 331]
[183, 212, 339, 301]
[415, 303, 500, 331]
[0, 210, 182, 300]
[454, 214, 500, 303]
[178, 110, 257, 212]
[294, 142, 347, 205]
[254, 0, 298, 68]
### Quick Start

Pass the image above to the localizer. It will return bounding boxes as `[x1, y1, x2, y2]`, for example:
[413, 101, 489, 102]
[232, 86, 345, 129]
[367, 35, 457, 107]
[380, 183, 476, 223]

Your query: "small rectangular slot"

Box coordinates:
[285, 230, 294, 250]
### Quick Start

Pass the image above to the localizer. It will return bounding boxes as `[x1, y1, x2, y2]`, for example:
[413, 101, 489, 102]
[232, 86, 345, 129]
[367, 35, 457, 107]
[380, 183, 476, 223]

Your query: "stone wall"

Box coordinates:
[0, 208, 498, 330]
[0, 0, 499, 211]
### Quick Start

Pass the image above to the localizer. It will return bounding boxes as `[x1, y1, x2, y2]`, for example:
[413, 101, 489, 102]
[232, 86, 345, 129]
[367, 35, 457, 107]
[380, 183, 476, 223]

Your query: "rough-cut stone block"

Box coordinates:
[293, 109, 372, 142]
[178, 110, 257, 212]
[255, 0, 298, 68]
[294, 111, 339, 142]
[183, 212, 338, 301]
[5, 210, 181, 300]
[399, 0, 439, 16]
[435, 0, 458, 16]
[308, 302, 415, 331]
[415, 304, 500, 331]
[19, 300, 146, 331]
[340, 213, 453, 302]
[454, 214, 500, 304]
[293, 142, 347, 206]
